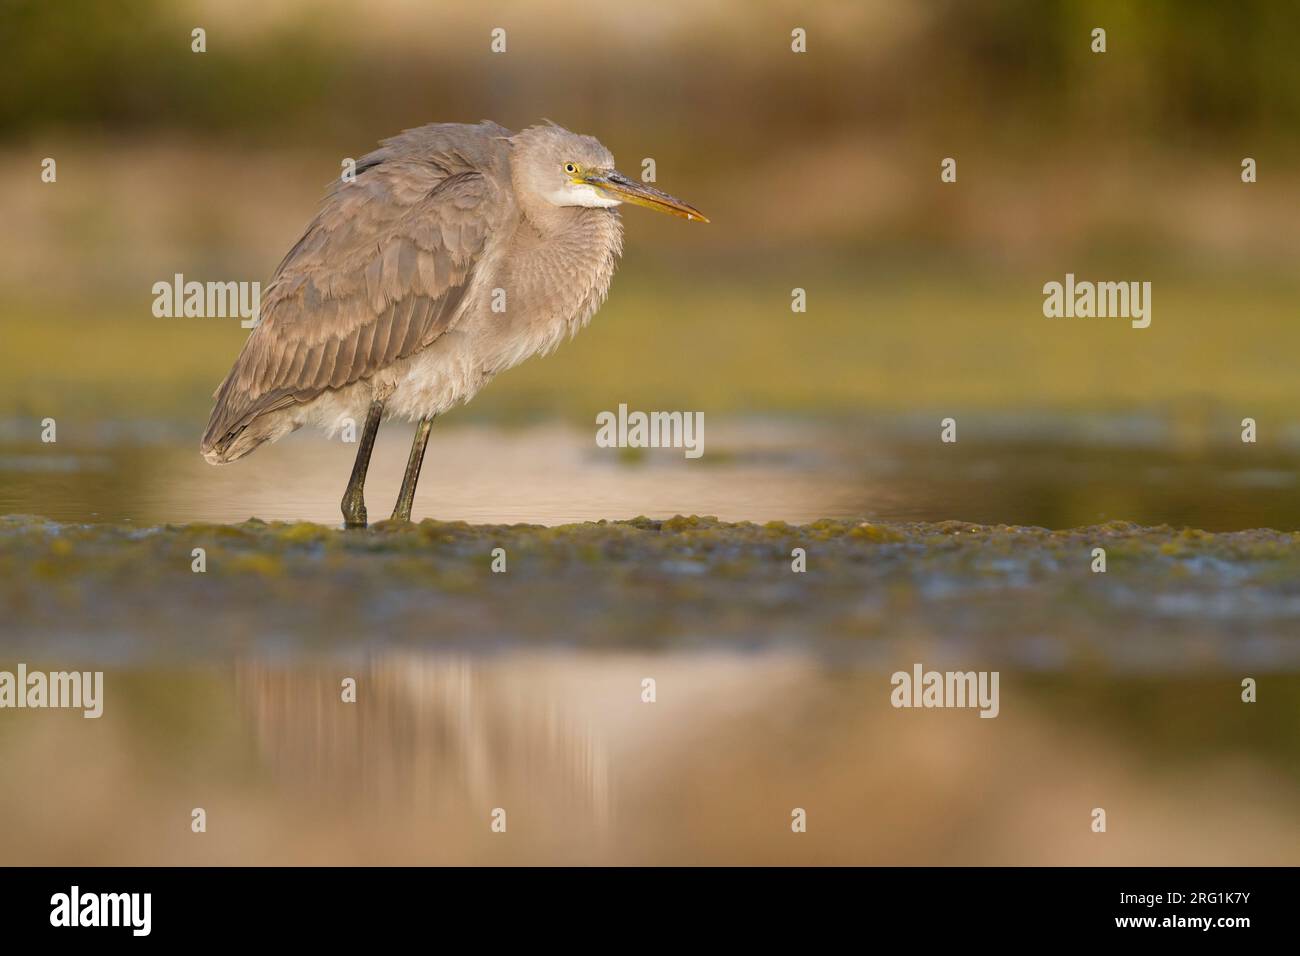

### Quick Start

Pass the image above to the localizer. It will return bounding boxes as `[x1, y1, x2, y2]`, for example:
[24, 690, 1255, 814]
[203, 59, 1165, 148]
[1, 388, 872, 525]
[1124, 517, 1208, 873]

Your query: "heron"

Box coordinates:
[200, 121, 707, 527]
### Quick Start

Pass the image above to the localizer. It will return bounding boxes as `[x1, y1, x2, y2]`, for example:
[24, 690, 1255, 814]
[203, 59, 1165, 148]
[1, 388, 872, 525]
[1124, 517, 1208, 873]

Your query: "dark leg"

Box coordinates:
[390, 417, 434, 522]
[340, 400, 385, 528]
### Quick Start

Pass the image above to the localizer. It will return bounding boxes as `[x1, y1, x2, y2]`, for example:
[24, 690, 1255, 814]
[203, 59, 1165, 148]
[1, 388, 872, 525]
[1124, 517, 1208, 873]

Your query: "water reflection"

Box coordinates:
[236, 654, 610, 826]
[0, 652, 1295, 865]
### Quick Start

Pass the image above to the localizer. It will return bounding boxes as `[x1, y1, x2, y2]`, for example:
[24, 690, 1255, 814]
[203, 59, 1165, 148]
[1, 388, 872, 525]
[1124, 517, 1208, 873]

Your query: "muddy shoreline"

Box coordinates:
[4, 514, 1297, 665]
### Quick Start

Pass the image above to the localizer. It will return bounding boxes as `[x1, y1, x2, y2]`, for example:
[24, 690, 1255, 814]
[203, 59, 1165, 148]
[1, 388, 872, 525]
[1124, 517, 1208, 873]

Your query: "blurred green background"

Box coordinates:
[2, 0, 1298, 429]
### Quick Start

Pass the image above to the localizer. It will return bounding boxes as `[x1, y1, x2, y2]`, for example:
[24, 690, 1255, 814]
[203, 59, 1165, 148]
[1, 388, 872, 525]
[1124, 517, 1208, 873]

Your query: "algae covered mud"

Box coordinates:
[3, 514, 1300, 660]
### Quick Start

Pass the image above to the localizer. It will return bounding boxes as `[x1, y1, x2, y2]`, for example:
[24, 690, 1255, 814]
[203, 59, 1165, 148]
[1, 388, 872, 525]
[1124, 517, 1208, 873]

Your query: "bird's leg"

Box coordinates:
[340, 399, 385, 529]
[390, 417, 434, 523]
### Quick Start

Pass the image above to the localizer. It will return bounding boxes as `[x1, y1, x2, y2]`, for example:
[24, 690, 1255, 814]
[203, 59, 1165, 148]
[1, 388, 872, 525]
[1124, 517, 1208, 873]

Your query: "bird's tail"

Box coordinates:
[201, 372, 295, 465]
[200, 401, 258, 465]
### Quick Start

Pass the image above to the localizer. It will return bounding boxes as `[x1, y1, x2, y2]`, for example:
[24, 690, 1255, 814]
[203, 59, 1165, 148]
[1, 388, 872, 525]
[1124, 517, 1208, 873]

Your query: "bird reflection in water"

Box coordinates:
[234, 654, 611, 828]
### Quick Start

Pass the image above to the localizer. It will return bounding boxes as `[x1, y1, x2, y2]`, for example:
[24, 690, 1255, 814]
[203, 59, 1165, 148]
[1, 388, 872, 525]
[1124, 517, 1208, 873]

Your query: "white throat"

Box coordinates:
[549, 183, 622, 209]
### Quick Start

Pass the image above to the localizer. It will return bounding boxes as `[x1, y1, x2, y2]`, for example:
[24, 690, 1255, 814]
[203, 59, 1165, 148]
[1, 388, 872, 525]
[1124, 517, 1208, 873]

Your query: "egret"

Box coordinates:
[200, 121, 707, 526]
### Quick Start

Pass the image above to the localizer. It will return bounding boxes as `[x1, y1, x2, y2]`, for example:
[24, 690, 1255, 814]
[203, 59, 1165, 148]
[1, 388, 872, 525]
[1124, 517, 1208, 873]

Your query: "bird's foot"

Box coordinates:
[341, 491, 368, 529]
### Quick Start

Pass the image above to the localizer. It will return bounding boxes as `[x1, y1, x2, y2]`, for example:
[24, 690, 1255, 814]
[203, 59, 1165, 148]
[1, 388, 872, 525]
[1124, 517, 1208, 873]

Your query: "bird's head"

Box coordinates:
[510, 123, 709, 223]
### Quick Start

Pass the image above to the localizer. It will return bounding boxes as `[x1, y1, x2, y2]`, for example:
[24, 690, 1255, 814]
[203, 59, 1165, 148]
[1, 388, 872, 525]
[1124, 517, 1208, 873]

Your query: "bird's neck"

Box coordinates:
[521, 203, 620, 249]
[509, 206, 624, 331]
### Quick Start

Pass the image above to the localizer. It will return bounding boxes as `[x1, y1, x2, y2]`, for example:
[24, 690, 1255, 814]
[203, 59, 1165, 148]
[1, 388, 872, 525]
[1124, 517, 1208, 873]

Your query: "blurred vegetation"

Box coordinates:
[3, 0, 1298, 146]
[2, 0, 1298, 425]
[4, 265, 1299, 427]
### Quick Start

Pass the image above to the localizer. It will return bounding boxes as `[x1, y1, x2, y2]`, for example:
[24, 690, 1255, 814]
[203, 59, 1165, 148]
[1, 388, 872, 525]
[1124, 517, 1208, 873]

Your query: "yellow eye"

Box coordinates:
[564, 163, 578, 175]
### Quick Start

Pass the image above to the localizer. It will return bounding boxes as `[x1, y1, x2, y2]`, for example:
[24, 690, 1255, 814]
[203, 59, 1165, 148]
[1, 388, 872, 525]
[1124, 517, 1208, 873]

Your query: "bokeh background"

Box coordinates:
[1, 1, 1298, 866]
[3, 1, 1299, 428]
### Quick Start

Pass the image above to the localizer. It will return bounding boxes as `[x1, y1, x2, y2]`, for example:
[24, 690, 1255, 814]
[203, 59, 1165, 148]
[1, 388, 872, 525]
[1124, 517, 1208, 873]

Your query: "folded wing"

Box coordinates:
[202, 122, 515, 460]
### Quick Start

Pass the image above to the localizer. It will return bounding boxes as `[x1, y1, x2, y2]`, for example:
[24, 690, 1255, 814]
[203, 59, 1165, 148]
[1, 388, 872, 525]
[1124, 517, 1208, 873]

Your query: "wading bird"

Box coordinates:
[201, 121, 707, 526]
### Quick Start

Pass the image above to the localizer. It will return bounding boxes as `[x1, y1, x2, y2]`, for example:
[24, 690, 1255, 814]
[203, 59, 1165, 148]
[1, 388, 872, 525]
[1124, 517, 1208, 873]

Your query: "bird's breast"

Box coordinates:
[368, 210, 623, 423]
[474, 209, 623, 374]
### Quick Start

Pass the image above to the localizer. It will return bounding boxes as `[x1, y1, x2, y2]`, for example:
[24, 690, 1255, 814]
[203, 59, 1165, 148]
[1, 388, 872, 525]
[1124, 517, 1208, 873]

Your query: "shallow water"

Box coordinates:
[2, 418, 1299, 530]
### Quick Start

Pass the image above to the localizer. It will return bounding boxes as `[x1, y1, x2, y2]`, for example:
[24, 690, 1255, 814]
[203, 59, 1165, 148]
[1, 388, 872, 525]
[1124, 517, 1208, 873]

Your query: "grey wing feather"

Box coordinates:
[202, 122, 514, 458]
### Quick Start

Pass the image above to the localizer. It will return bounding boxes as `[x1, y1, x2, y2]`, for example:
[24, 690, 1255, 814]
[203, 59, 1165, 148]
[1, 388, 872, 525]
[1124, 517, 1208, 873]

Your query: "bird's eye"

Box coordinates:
[564, 163, 578, 175]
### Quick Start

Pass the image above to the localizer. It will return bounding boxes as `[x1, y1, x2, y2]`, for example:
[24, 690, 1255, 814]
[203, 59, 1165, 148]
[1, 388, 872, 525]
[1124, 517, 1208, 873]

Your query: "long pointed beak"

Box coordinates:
[584, 170, 709, 223]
